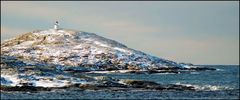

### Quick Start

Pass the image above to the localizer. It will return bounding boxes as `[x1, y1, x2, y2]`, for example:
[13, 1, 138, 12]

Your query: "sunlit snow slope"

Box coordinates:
[1, 28, 188, 71]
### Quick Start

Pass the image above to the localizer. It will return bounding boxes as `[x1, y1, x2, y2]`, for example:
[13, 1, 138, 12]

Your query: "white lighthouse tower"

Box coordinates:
[54, 21, 59, 30]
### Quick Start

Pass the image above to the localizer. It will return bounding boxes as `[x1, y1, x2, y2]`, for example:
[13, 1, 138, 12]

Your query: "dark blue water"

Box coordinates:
[88, 65, 239, 91]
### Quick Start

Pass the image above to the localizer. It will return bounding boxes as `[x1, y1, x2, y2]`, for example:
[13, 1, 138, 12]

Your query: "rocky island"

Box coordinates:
[1, 27, 216, 92]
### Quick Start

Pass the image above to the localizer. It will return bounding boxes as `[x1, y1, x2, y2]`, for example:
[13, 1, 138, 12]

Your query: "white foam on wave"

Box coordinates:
[0, 74, 88, 88]
[86, 70, 132, 74]
[190, 72, 199, 74]
[174, 82, 234, 91]
[1, 75, 20, 86]
[156, 73, 177, 75]
[216, 68, 223, 71]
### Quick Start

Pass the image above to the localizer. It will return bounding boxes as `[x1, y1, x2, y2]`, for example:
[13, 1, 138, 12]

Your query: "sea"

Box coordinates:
[1, 65, 239, 99]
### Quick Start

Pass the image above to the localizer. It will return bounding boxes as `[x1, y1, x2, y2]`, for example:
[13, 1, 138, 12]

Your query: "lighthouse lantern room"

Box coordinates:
[54, 21, 59, 30]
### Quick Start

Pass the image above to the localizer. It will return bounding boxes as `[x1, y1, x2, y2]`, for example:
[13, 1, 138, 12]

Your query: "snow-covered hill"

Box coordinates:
[1, 28, 217, 89]
[1, 28, 191, 71]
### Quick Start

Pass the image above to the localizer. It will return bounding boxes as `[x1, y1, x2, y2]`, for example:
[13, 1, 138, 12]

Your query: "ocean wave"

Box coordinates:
[190, 72, 199, 74]
[174, 82, 234, 91]
[216, 68, 223, 71]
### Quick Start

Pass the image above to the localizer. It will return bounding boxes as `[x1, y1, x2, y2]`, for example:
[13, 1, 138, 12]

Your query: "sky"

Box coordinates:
[1, 1, 239, 65]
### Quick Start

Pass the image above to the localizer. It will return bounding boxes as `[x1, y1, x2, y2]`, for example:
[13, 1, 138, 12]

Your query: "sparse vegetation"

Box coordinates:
[32, 41, 64, 46]
[1, 32, 35, 47]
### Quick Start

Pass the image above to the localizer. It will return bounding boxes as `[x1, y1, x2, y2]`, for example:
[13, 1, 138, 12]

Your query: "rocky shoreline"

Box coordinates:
[1, 76, 196, 92]
[1, 55, 216, 92]
[1, 55, 237, 99]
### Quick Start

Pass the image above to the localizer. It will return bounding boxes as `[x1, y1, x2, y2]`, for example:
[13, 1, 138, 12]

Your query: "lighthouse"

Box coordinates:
[54, 21, 59, 30]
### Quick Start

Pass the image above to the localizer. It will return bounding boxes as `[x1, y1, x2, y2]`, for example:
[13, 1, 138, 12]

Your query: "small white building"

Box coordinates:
[54, 21, 59, 30]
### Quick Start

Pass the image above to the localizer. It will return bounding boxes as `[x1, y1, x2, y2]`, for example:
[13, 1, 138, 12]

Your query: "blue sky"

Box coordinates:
[1, 1, 239, 65]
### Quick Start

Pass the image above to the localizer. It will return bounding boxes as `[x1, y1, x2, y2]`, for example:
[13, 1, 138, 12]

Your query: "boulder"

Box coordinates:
[121, 79, 160, 88]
